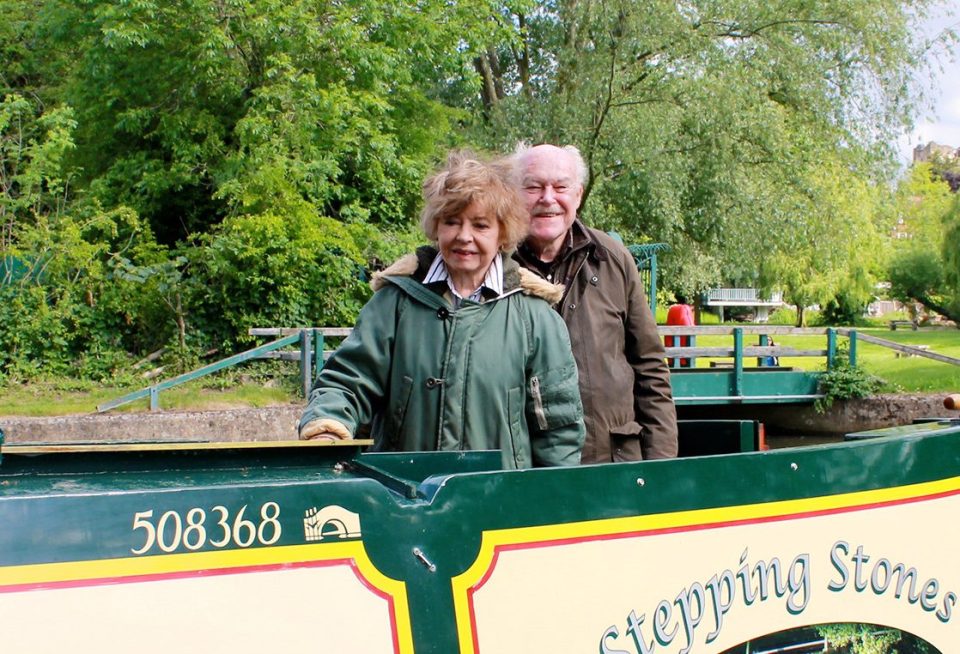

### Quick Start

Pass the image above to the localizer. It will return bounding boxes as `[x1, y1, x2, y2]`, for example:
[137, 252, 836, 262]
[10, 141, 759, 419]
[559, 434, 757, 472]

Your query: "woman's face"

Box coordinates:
[437, 200, 501, 283]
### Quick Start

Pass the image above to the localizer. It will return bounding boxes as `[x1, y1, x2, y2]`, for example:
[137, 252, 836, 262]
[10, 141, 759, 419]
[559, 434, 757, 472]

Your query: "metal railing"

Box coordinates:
[98, 325, 958, 412]
[97, 328, 350, 413]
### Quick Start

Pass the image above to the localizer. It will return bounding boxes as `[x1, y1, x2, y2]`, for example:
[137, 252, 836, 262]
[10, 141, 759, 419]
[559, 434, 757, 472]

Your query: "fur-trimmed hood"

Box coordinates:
[370, 247, 563, 305]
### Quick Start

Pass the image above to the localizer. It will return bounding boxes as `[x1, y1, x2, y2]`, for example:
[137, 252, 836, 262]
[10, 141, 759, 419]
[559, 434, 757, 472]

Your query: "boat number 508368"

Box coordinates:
[131, 503, 282, 555]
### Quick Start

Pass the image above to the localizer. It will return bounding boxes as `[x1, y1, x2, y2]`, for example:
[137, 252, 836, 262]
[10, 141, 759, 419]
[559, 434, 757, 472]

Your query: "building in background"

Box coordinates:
[913, 141, 959, 163]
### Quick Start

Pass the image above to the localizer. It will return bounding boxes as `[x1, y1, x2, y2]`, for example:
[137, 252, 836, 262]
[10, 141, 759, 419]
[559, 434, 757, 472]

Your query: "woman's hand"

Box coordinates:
[299, 418, 352, 441]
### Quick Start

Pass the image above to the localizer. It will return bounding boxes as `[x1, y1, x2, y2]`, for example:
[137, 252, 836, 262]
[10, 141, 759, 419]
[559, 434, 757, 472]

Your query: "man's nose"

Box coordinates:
[540, 185, 556, 203]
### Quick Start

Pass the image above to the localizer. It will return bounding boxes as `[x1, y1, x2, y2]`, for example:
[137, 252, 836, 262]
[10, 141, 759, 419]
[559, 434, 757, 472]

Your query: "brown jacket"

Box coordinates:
[514, 221, 678, 463]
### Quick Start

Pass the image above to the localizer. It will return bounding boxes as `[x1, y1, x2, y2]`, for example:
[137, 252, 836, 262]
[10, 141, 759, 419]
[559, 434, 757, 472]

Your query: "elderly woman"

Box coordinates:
[299, 151, 585, 468]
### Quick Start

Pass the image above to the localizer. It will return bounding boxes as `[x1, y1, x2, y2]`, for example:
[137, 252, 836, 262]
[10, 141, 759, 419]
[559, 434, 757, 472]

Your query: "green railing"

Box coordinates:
[96, 332, 302, 412]
[247, 327, 353, 389]
[98, 328, 355, 412]
[658, 326, 854, 369]
[100, 325, 959, 412]
[628, 242, 669, 314]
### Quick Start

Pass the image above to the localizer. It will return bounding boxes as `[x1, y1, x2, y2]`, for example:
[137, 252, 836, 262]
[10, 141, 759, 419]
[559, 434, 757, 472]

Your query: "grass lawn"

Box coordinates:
[0, 378, 299, 417]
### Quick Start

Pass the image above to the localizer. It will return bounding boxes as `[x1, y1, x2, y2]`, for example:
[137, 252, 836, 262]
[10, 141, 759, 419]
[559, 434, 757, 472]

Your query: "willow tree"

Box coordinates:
[461, 0, 953, 296]
[888, 169, 960, 323]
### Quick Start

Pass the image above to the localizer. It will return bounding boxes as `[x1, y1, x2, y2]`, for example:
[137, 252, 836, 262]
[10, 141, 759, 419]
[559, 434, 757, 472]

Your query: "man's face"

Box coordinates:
[519, 145, 584, 253]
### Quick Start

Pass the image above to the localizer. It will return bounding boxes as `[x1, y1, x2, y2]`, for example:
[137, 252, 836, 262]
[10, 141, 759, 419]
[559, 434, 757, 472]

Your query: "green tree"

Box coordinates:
[0, 93, 161, 379]
[460, 0, 949, 293]
[32, 0, 483, 244]
[758, 159, 887, 326]
[887, 164, 959, 323]
[818, 623, 934, 654]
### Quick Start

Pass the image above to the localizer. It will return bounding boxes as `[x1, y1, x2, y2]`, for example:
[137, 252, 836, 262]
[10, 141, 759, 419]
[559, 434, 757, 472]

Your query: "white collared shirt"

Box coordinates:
[423, 252, 504, 306]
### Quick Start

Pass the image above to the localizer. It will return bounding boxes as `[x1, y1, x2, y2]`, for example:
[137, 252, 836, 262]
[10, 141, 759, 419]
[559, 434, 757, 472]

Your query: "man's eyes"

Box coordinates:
[524, 183, 570, 193]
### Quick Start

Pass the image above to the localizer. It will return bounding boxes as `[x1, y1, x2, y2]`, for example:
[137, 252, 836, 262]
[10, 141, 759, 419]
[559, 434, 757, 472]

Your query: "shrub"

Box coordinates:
[815, 344, 883, 413]
[184, 208, 372, 351]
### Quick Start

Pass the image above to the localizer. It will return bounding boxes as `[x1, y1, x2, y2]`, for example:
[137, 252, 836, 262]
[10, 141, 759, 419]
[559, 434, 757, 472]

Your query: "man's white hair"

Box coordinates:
[513, 142, 588, 186]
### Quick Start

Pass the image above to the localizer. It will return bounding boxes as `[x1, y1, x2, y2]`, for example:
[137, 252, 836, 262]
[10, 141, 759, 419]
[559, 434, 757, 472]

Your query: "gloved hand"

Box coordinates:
[299, 418, 352, 441]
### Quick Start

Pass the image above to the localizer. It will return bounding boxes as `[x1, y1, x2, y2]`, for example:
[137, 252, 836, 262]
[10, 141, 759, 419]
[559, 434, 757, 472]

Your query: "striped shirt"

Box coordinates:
[422, 252, 504, 306]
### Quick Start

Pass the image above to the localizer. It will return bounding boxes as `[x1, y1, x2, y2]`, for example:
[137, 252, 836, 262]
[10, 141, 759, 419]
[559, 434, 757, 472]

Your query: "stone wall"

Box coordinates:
[2, 394, 958, 445]
[0, 405, 303, 444]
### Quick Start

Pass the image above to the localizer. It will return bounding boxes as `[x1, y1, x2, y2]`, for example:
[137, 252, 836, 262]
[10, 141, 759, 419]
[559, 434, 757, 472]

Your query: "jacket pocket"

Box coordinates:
[525, 365, 582, 430]
[505, 386, 523, 467]
[610, 421, 643, 463]
[386, 375, 415, 446]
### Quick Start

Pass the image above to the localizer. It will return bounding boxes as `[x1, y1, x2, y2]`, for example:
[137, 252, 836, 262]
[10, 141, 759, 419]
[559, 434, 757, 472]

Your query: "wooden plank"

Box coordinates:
[658, 326, 828, 336]
[664, 347, 827, 357]
[258, 351, 302, 360]
[249, 327, 353, 337]
[837, 330, 960, 366]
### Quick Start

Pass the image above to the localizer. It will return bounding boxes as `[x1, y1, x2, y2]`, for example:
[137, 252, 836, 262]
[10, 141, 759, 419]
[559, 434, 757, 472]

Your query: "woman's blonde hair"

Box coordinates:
[420, 150, 528, 251]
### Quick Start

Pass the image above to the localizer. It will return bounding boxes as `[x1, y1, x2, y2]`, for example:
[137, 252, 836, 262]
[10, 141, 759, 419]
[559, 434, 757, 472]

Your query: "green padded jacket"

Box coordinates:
[298, 247, 585, 469]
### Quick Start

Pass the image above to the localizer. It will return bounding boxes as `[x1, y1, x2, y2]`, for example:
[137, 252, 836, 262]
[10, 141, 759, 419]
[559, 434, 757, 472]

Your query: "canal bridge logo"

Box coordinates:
[304, 505, 362, 542]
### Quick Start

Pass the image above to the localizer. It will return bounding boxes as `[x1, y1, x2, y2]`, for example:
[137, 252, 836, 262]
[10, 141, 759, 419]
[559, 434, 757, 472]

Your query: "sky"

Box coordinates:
[896, 8, 960, 164]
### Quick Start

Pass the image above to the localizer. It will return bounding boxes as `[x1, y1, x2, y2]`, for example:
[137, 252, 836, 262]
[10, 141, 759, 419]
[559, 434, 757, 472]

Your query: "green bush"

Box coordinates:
[766, 307, 797, 326]
[815, 344, 883, 412]
[185, 207, 375, 351]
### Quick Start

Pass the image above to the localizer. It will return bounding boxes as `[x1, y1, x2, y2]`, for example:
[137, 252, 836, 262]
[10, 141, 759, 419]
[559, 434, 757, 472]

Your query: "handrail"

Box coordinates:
[664, 347, 828, 357]
[97, 332, 306, 413]
[249, 327, 353, 337]
[662, 326, 847, 372]
[96, 325, 956, 413]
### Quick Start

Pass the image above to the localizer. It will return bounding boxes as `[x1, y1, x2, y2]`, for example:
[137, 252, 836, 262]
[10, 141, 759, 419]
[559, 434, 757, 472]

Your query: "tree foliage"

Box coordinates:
[459, 0, 944, 298]
[1, 0, 956, 381]
[817, 623, 935, 654]
[887, 164, 960, 323]
[0, 93, 160, 379]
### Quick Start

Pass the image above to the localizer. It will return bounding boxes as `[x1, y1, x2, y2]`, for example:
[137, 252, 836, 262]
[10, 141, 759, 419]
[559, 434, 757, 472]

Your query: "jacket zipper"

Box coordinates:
[530, 376, 548, 430]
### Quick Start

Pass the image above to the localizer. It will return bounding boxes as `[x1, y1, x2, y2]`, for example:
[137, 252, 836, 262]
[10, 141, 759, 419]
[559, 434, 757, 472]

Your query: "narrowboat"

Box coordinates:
[1, 413, 958, 653]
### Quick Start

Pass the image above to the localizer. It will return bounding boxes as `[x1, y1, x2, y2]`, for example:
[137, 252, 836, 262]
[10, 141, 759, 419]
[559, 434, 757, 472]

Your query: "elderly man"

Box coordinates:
[512, 143, 678, 463]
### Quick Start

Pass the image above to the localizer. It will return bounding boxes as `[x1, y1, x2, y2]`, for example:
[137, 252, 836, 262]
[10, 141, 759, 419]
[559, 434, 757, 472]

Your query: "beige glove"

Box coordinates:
[300, 418, 352, 441]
